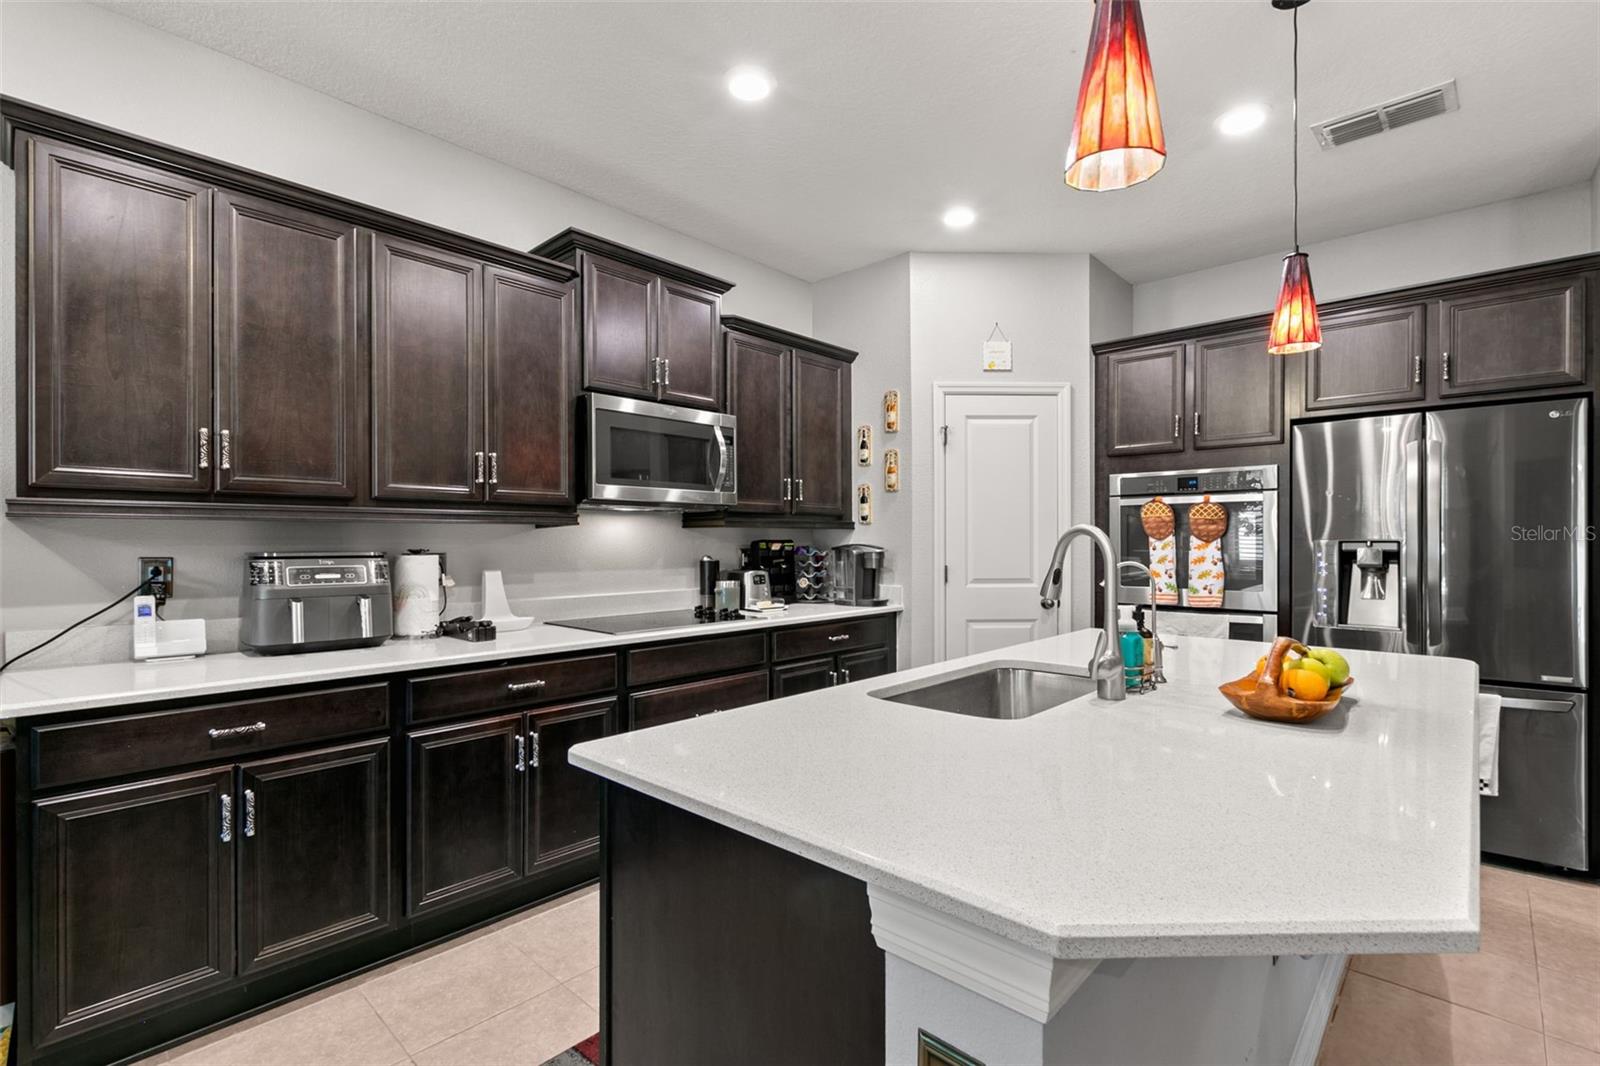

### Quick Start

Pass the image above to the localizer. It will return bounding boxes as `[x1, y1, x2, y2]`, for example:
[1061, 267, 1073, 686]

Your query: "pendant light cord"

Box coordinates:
[1292, 4, 1301, 252]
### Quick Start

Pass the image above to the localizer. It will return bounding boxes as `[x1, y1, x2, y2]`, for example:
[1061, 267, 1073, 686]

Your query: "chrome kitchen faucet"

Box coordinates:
[1039, 524, 1126, 701]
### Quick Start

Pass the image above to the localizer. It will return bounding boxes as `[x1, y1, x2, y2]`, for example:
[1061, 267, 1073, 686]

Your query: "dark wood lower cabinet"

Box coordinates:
[527, 700, 612, 871]
[772, 656, 839, 697]
[32, 767, 235, 1047]
[238, 740, 391, 974]
[15, 614, 898, 1065]
[406, 715, 523, 914]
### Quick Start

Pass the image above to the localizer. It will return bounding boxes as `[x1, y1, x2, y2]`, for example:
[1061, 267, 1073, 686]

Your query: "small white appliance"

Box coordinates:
[132, 595, 206, 661]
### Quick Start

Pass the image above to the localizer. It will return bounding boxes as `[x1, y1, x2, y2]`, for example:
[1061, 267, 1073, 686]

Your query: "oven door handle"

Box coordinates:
[1114, 491, 1269, 507]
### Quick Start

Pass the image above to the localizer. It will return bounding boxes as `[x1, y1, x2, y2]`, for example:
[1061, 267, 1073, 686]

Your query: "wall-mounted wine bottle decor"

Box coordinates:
[857, 483, 873, 525]
[884, 448, 900, 493]
[857, 425, 873, 466]
[883, 390, 901, 433]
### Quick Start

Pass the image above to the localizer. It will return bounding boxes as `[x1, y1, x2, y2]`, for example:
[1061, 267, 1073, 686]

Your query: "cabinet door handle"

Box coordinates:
[662, 358, 670, 388]
[506, 680, 546, 694]
[1442, 350, 1451, 381]
[796, 479, 805, 502]
[783, 477, 792, 501]
[488, 452, 498, 485]
[827, 633, 850, 643]
[219, 429, 231, 470]
[1173, 413, 1180, 440]
[243, 788, 257, 837]
[529, 732, 540, 768]
[209, 720, 267, 739]
[198, 427, 210, 470]
[515, 734, 526, 772]
[1413, 354, 1422, 385]
[219, 793, 233, 843]
[474, 451, 486, 484]
[1192, 411, 1201, 438]
[840, 667, 851, 684]
[650, 356, 660, 388]
[828, 670, 838, 686]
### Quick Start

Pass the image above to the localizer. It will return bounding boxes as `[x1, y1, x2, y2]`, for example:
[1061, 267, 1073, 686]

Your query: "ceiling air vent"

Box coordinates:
[1312, 80, 1459, 149]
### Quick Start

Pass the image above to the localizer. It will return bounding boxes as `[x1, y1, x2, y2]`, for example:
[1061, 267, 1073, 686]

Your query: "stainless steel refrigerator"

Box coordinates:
[1292, 397, 1590, 870]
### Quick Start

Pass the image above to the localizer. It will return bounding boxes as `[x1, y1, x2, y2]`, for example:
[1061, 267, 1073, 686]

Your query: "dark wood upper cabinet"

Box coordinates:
[1104, 345, 1185, 455]
[1440, 276, 1588, 396]
[237, 740, 391, 975]
[1305, 304, 1426, 411]
[1191, 329, 1282, 449]
[657, 278, 722, 409]
[725, 330, 791, 514]
[526, 699, 611, 872]
[214, 190, 359, 498]
[23, 136, 213, 494]
[791, 350, 851, 518]
[32, 767, 235, 1046]
[530, 230, 734, 411]
[580, 253, 657, 398]
[406, 714, 523, 914]
[484, 265, 576, 506]
[370, 234, 484, 502]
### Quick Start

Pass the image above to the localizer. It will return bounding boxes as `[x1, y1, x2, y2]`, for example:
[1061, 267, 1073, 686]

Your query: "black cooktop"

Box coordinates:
[548, 609, 749, 635]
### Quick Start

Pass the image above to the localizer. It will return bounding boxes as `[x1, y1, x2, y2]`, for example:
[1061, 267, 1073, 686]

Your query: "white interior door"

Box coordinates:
[939, 388, 1067, 660]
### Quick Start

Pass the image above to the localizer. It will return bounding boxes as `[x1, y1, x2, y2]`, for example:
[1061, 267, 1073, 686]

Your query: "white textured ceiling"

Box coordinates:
[101, 0, 1600, 283]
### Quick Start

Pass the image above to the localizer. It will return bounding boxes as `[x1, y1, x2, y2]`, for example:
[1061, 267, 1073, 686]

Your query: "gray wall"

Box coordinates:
[1130, 182, 1596, 335]
[0, 2, 835, 663]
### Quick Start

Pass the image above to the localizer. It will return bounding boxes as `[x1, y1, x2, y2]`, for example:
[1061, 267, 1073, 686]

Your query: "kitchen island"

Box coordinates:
[570, 630, 1481, 1066]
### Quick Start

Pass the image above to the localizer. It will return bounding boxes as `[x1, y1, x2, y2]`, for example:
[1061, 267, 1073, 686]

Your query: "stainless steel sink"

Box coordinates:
[870, 663, 1097, 719]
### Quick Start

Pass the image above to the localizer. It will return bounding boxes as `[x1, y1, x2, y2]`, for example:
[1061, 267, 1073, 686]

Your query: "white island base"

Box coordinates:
[875, 886, 1344, 1066]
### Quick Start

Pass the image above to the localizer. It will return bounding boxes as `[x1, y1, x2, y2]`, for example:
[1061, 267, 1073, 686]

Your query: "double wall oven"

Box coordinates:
[1108, 464, 1279, 641]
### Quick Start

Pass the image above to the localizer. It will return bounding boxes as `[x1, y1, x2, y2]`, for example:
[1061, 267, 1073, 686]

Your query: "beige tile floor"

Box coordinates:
[135, 864, 1598, 1066]
[1320, 864, 1600, 1066]
[137, 886, 600, 1066]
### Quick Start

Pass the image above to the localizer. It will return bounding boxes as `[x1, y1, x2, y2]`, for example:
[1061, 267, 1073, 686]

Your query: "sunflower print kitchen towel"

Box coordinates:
[1140, 497, 1180, 605]
[1185, 495, 1229, 609]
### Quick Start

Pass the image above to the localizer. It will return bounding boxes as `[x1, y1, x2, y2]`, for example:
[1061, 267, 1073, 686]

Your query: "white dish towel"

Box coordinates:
[1477, 693, 1502, 797]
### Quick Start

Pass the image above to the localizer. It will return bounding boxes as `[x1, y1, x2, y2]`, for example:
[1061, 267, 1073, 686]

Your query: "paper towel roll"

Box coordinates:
[393, 553, 444, 638]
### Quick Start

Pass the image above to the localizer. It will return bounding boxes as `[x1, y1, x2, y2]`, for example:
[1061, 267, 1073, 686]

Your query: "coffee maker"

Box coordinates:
[829, 545, 887, 606]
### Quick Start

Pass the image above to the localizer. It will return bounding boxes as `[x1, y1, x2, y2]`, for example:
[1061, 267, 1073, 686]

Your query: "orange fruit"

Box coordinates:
[1282, 669, 1331, 701]
[1252, 656, 1267, 679]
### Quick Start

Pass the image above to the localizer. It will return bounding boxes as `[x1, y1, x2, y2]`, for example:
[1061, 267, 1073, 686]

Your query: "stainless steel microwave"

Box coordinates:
[584, 393, 737, 507]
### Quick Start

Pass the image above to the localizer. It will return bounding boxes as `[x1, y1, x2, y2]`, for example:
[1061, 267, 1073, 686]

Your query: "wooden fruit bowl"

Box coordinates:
[1219, 636, 1354, 723]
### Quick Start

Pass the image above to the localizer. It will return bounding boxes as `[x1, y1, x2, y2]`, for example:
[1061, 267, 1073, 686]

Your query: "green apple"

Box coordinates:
[1306, 647, 1351, 686]
[1295, 657, 1335, 686]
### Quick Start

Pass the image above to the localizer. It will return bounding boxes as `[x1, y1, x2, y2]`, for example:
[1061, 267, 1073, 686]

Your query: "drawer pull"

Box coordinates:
[827, 634, 850, 643]
[209, 721, 267, 739]
[243, 788, 257, 837]
[506, 680, 546, 694]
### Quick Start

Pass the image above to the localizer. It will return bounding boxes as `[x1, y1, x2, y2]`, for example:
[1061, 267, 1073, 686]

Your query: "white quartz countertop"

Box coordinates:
[0, 603, 901, 719]
[570, 631, 1481, 960]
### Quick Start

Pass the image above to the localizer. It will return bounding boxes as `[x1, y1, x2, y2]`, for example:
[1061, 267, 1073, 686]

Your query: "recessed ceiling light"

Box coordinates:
[726, 66, 773, 103]
[942, 205, 977, 230]
[1216, 104, 1268, 137]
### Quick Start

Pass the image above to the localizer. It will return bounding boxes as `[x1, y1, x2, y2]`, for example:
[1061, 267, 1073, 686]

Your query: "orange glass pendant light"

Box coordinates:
[1064, 0, 1165, 192]
[1267, 0, 1322, 354]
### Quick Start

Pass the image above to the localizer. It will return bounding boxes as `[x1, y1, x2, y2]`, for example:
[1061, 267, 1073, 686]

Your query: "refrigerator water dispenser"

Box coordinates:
[1339, 540, 1400, 629]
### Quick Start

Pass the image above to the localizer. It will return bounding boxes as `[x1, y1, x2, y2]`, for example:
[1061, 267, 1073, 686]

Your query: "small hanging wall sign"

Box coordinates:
[982, 322, 1013, 372]
[883, 390, 901, 433]
[884, 448, 900, 493]
[857, 425, 872, 466]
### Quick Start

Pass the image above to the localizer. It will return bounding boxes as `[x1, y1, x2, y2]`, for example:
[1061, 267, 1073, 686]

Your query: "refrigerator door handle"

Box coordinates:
[1499, 696, 1576, 714]
[1403, 436, 1425, 653]
[1425, 436, 1444, 652]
